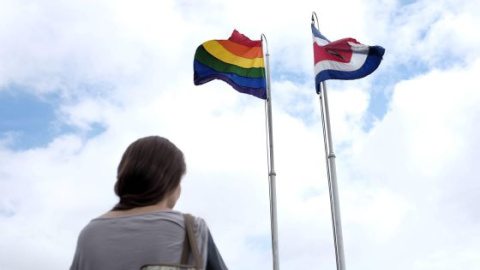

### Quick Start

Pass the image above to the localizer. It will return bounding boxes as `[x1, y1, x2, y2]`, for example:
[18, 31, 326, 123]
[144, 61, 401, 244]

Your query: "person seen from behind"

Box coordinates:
[70, 136, 228, 270]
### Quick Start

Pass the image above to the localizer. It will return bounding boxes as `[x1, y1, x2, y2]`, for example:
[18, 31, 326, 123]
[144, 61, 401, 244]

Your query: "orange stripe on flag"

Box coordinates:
[217, 40, 263, 59]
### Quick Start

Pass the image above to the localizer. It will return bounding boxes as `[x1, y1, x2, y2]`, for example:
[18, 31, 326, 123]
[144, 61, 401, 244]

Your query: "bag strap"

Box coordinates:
[180, 214, 204, 269]
[180, 224, 190, 264]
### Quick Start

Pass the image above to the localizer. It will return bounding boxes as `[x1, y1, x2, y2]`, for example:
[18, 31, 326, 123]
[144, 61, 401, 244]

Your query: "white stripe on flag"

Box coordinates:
[314, 42, 369, 73]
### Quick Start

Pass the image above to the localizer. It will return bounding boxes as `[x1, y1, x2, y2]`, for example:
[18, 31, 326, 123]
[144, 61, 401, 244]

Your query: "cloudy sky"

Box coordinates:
[1, 0, 479, 269]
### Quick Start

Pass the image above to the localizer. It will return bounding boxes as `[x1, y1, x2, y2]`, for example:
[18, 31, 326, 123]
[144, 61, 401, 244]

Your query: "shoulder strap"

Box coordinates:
[181, 214, 204, 270]
[180, 223, 190, 265]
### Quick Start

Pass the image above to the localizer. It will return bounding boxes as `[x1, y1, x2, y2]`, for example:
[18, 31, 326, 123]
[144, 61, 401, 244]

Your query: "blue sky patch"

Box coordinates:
[0, 85, 108, 150]
[0, 89, 59, 150]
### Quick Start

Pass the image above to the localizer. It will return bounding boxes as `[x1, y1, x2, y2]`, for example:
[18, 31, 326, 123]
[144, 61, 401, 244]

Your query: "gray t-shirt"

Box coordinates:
[70, 210, 208, 270]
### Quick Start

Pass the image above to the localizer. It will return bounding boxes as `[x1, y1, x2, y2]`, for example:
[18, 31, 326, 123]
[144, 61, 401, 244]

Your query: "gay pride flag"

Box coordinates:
[194, 30, 266, 99]
[312, 24, 385, 93]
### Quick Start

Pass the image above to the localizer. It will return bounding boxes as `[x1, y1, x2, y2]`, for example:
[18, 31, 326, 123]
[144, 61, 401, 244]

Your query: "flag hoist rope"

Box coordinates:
[313, 12, 347, 270]
[262, 33, 280, 270]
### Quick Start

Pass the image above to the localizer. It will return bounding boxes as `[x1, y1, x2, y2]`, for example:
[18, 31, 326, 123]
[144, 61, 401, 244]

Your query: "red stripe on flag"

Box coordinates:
[313, 38, 358, 64]
[228, 29, 262, 48]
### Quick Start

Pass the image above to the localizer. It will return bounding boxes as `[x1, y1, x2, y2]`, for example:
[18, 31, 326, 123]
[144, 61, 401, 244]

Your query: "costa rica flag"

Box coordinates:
[312, 24, 385, 93]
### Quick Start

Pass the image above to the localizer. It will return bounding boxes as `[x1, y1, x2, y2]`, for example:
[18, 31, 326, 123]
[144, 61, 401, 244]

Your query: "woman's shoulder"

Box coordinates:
[188, 213, 208, 232]
[90, 209, 208, 229]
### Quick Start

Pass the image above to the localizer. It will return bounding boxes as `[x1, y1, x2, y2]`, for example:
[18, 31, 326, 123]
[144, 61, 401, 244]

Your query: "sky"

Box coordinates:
[1, 0, 479, 269]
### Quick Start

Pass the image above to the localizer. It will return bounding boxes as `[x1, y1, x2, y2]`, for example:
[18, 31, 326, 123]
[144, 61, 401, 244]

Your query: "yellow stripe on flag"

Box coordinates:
[203, 40, 265, 69]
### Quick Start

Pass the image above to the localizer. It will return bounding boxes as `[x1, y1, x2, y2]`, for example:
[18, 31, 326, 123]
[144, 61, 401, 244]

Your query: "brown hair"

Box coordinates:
[112, 136, 186, 211]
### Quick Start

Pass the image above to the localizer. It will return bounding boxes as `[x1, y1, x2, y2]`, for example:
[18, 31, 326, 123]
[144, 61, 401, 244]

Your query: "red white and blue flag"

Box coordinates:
[312, 24, 385, 93]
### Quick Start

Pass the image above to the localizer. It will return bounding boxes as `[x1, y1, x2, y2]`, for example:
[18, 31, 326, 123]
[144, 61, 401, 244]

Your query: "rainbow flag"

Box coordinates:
[194, 30, 266, 99]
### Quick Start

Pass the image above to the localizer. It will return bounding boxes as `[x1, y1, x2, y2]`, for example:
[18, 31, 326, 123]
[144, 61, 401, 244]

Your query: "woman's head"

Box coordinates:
[113, 136, 186, 210]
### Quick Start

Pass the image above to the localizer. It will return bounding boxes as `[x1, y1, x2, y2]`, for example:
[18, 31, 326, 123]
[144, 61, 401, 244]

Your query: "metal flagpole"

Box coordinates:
[313, 12, 347, 270]
[319, 82, 346, 270]
[262, 33, 280, 270]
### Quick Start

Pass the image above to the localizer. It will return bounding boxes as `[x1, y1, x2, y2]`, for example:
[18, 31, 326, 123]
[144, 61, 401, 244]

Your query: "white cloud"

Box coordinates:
[367, 0, 480, 71]
[1, 0, 480, 270]
[340, 58, 480, 270]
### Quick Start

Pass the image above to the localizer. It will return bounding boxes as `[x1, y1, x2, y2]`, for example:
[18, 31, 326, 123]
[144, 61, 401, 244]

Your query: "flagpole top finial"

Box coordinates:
[261, 34, 269, 54]
[312, 12, 319, 29]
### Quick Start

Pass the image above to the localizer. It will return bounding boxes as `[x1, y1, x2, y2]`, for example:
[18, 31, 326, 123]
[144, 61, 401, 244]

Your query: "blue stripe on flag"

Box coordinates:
[314, 46, 385, 93]
[194, 60, 266, 99]
[194, 60, 266, 89]
[311, 24, 330, 43]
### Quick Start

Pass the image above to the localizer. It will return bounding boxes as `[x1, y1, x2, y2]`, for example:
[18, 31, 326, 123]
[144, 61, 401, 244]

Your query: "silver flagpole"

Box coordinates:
[319, 82, 346, 270]
[262, 34, 280, 270]
[313, 12, 347, 270]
